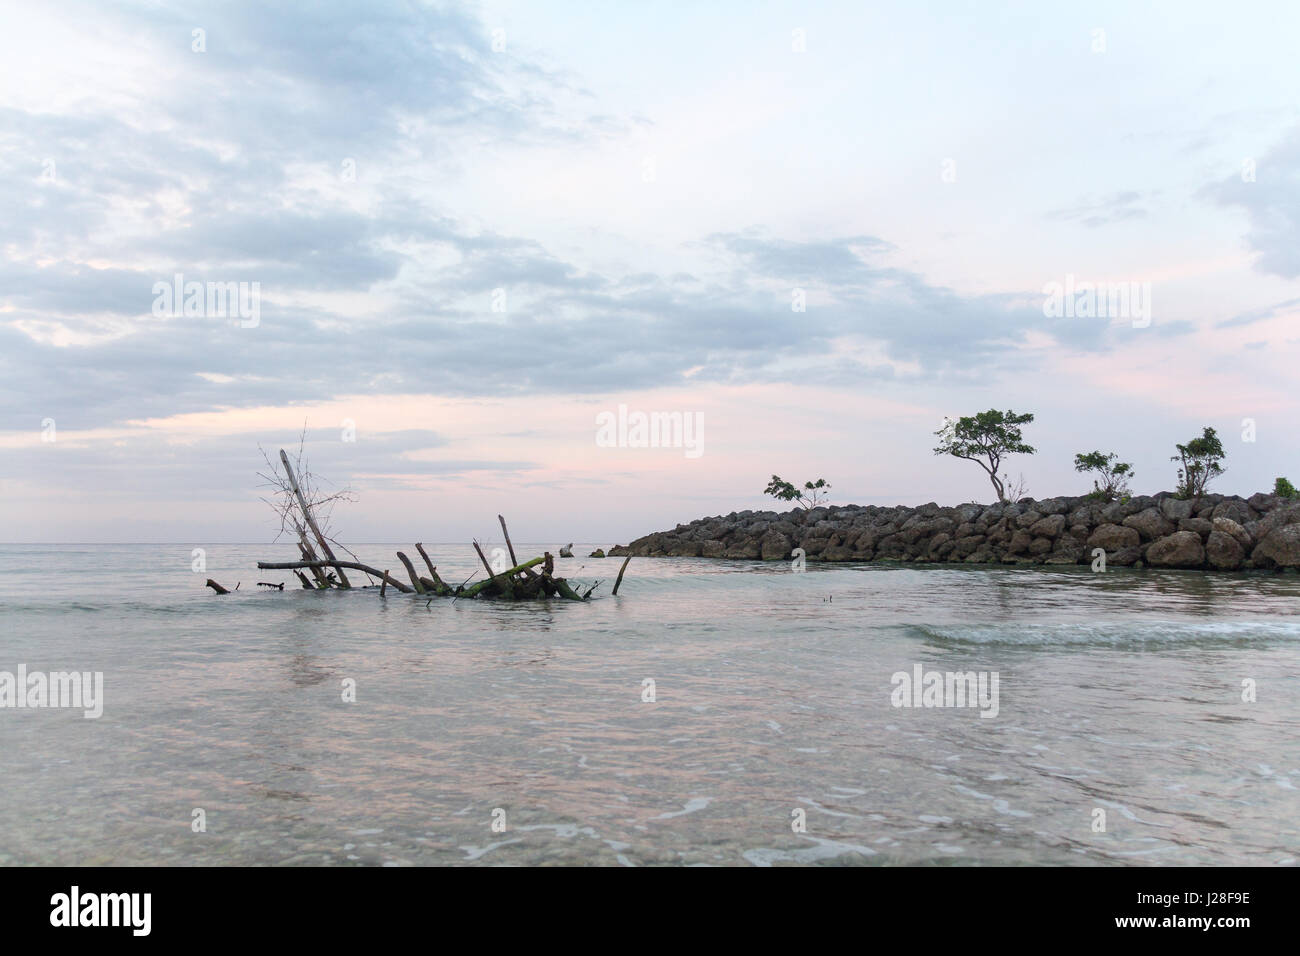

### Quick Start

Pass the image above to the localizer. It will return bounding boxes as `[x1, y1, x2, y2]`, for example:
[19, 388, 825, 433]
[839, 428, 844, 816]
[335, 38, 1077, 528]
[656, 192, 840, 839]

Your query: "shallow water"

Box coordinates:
[1, 544, 1297, 866]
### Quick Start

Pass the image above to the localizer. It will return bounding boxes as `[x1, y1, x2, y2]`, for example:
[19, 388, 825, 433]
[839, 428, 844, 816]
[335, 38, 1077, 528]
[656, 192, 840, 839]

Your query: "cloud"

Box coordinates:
[1046, 191, 1150, 228]
[1204, 126, 1300, 278]
[0, 2, 1185, 440]
[1215, 296, 1300, 329]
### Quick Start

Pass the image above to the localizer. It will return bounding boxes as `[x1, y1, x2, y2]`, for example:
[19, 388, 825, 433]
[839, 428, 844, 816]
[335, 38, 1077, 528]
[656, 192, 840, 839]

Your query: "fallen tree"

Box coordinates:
[231, 443, 608, 602]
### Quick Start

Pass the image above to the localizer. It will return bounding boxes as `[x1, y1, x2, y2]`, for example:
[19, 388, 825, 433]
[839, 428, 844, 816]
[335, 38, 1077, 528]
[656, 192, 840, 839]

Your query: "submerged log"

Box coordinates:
[257, 559, 412, 593]
[396, 551, 426, 594]
[612, 556, 632, 596]
[205, 579, 231, 594]
[473, 540, 514, 599]
[552, 577, 586, 601]
[297, 529, 330, 588]
[460, 556, 546, 598]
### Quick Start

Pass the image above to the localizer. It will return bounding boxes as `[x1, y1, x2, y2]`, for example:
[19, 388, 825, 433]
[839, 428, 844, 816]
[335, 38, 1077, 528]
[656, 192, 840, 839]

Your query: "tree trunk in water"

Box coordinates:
[279, 449, 350, 588]
[396, 551, 426, 594]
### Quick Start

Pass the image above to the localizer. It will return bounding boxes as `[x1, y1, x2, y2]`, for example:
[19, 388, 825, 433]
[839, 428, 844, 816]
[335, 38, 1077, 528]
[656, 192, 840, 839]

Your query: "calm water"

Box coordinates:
[1, 543, 1297, 866]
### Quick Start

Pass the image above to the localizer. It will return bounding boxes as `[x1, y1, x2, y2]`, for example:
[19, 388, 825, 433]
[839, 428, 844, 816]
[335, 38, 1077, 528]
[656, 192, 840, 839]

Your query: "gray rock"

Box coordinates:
[1251, 525, 1300, 569]
[1145, 531, 1206, 568]
[1087, 523, 1141, 551]
[1211, 517, 1252, 550]
[1247, 493, 1278, 512]
[759, 530, 793, 561]
[1015, 510, 1044, 529]
[1029, 514, 1066, 538]
[1109, 546, 1143, 567]
[1123, 508, 1176, 542]
[1205, 531, 1245, 571]
[1211, 499, 1254, 525]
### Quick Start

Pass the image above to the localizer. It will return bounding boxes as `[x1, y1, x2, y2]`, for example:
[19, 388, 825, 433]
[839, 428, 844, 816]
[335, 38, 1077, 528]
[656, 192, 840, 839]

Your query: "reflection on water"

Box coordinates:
[0, 544, 1297, 866]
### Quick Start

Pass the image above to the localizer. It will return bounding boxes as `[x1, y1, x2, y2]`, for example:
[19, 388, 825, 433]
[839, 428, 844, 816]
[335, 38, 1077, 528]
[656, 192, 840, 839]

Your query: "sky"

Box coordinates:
[1, 0, 1298, 544]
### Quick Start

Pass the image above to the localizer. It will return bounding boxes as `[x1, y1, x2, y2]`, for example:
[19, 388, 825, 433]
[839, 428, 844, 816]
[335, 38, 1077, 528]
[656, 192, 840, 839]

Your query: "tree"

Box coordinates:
[933, 409, 1036, 502]
[1171, 426, 1225, 497]
[1274, 477, 1298, 499]
[764, 475, 831, 510]
[1074, 450, 1134, 501]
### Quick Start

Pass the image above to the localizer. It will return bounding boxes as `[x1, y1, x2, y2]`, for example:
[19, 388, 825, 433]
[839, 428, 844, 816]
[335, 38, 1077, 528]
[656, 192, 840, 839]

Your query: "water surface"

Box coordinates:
[1, 544, 1297, 866]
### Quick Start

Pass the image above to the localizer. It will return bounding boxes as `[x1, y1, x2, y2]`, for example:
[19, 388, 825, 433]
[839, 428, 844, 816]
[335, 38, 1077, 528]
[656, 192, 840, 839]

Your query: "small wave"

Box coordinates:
[909, 619, 1300, 647]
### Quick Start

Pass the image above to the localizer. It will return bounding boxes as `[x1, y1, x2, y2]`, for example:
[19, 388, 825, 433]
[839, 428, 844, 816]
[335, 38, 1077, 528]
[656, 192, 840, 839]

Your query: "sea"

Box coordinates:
[1, 543, 1297, 866]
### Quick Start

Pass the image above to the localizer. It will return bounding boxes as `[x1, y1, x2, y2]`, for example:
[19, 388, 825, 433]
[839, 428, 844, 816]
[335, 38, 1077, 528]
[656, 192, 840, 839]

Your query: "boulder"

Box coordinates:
[1247, 493, 1279, 512]
[1123, 508, 1176, 542]
[722, 539, 761, 560]
[1251, 525, 1300, 569]
[1178, 517, 1214, 537]
[1008, 530, 1034, 554]
[1211, 499, 1255, 525]
[1029, 514, 1066, 538]
[1211, 517, 1252, 551]
[1014, 510, 1044, 529]
[701, 539, 726, 558]
[759, 530, 793, 561]
[1028, 536, 1054, 555]
[1145, 531, 1206, 568]
[1160, 497, 1195, 521]
[822, 545, 856, 561]
[1108, 546, 1143, 567]
[1087, 523, 1140, 551]
[1044, 545, 1085, 564]
[1204, 531, 1245, 571]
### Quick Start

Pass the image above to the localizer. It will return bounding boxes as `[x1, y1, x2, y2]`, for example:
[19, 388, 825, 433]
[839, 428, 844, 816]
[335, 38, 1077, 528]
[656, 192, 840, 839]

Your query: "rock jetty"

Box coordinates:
[607, 492, 1300, 570]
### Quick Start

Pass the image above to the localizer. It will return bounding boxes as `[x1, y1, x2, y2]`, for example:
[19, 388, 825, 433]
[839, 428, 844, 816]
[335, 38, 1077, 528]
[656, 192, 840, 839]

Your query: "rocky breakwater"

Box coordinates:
[607, 492, 1300, 571]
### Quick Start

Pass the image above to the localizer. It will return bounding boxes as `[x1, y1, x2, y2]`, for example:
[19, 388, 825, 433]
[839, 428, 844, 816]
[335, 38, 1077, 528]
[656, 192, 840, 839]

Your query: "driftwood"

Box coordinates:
[280, 449, 350, 588]
[396, 551, 426, 594]
[612, 556, 632, 595]
[257, 581, 285, 590]
[255, 552, 597, 602]
[473, 541, 514, 599]
[257, 559, 413, 592]
[498, 515, 518, 566]
[233, 445, 616, 603]
[205, 579, 230, 594]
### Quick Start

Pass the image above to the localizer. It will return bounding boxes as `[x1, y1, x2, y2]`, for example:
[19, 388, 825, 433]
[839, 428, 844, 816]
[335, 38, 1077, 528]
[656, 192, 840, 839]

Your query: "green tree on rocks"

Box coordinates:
[1074, 451, 1134, 501]
[764, 475, 831, 510]
[934, 409, 1036, 503]
[1171, 426, 1225, 497]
